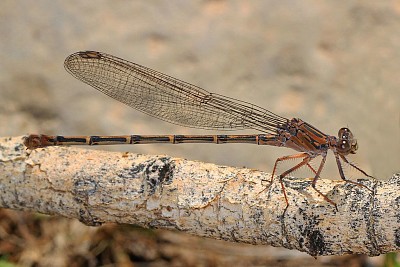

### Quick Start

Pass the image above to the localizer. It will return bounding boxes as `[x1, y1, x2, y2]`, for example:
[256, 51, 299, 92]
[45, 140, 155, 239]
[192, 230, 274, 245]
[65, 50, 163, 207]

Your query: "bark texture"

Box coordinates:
[0, 136, 398, 257]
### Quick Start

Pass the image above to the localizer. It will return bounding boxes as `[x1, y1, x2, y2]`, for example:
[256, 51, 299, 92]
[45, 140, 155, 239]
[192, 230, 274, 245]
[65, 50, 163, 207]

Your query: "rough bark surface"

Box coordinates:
[0, 136, 398, 257]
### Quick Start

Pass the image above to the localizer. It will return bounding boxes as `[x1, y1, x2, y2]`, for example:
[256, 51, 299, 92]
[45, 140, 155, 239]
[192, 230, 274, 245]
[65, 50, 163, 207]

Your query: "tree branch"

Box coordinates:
[0, 136, 398, 256]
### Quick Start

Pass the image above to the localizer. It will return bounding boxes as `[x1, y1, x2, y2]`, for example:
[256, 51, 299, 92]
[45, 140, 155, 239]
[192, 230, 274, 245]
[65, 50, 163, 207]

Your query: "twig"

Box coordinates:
[0, 136, 398, 257]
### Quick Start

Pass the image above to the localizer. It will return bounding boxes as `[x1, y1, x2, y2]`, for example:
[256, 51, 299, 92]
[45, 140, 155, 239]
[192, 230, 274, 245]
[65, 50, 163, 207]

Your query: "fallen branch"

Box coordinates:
[0, 136, 398, 256]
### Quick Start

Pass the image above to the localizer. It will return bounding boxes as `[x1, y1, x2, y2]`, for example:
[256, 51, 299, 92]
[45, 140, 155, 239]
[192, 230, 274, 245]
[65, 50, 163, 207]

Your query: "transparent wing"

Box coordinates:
[64, 51, 288, 134]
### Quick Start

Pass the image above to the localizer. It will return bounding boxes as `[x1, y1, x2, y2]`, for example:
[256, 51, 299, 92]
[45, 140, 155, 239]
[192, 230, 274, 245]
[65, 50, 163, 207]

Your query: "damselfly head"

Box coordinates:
[337, 127, 358, 154]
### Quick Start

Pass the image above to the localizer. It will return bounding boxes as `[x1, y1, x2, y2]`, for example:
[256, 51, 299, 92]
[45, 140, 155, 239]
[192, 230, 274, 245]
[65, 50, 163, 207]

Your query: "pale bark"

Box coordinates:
[0, 136, 398, 256]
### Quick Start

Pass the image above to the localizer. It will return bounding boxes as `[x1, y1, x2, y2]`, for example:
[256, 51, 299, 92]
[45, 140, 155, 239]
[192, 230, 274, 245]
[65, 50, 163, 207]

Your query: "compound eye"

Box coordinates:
[338, 127, 348, 138]
[339, 140, 350, 152]
[338, 127, 353, 140]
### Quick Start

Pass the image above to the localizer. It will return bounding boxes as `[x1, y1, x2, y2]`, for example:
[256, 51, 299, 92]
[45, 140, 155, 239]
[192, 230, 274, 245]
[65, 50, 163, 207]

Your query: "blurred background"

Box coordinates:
[0, 0, 399, 266]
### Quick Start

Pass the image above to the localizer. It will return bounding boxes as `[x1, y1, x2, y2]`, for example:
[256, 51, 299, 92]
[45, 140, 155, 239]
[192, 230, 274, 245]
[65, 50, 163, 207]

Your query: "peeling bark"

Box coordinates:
[0, 136, 398, 256]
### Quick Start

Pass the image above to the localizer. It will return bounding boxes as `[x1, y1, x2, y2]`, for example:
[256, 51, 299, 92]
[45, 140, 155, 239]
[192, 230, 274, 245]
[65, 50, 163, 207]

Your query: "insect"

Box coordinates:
[24, 51, 374, 209]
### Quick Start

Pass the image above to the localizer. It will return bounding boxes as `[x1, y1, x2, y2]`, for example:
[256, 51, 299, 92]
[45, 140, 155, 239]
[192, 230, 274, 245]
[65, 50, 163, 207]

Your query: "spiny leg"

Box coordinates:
[257, 153, 315, 195]
[276, 155, 313, 210]
[339, 154, 374, 179]
[335, 153, 374, 193]
[271, 152, 310, 182]
[262, 153, 310, 203]
[257, 152, 310, 204]
[306, 162, 318, 175]
[259, 153, 322, 210]
[311, 154, 338, 210]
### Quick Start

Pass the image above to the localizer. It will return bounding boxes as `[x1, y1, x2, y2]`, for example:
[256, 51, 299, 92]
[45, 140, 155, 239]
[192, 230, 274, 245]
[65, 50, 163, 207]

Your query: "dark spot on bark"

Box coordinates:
[250, 208, 264, 225]
[306, 230, 326, 256]
[73, 179, 98, 204]
[129, 164, 146, 175]
[158, 157, 174, 185]
[395, 228, 400, 247]
[201, 196, 209, 203]
[299, 237, 304, 247]
[145, 157, 174, 195]
[78, 208, 103, 226]
[14, 143, 24, 152]
[395, 196, 400, 206]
